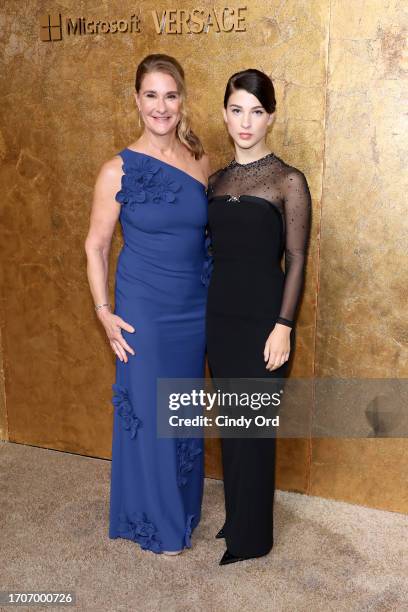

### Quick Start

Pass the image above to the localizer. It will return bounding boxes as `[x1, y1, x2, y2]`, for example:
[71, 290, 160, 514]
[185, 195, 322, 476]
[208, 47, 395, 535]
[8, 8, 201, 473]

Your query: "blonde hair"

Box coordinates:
[135, 54, 204, 160]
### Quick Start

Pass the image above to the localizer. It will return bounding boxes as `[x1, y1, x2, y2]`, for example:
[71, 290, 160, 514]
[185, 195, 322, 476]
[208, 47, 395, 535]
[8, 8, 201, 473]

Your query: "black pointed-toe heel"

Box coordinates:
[219, 549, 247, 565]
[219, 547, 271, 566]
[215, 527, 225, 539]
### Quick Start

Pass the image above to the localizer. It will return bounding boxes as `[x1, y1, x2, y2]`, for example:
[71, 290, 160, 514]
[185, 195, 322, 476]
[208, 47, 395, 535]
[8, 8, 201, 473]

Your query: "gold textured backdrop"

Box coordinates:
[0, 1, 406, 513]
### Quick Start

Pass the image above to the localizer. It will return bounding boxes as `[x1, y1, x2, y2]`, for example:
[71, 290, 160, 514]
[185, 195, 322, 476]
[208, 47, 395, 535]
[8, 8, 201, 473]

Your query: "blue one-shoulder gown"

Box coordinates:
[108, 148, 209, 553]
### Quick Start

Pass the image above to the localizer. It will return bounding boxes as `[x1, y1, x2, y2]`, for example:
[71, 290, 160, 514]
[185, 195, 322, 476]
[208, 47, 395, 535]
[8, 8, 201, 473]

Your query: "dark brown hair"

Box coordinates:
[224, 69, 276, 114]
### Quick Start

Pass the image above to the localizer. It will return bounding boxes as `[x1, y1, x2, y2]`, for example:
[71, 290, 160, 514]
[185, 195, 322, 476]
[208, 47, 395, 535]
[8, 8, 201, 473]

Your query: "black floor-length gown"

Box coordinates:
[206, 151, 311, 558]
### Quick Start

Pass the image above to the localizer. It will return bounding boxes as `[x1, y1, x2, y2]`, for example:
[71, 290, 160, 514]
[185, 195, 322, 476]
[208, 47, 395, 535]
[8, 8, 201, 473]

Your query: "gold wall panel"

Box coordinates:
[0, 1, 406, 512]
[313, 0, 408, 512]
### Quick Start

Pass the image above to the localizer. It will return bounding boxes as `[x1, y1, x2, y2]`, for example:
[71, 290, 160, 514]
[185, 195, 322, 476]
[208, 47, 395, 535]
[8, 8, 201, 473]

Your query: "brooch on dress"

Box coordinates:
[227, 195, 240, 203]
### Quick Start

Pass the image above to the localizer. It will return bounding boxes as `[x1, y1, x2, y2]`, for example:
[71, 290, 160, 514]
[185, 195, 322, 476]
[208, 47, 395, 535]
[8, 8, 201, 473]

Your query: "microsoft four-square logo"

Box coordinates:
[39, 14, 63, 42]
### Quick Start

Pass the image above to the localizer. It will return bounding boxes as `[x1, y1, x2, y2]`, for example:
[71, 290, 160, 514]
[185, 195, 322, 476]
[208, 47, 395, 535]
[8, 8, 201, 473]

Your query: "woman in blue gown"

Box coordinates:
[85, 54, 210, 555]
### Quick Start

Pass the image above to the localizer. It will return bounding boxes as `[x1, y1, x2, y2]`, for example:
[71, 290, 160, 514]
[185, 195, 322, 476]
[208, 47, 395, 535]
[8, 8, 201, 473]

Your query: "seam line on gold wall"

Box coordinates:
[308, 0, 333, 495]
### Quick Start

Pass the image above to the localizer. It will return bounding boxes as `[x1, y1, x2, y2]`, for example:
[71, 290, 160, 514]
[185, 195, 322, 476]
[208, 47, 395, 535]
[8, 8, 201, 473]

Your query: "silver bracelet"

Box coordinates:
[95, 302, 111, 312]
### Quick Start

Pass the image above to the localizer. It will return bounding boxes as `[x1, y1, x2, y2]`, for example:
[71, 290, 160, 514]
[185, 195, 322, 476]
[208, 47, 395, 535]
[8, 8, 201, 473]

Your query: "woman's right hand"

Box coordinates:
[97, 308, 135, 363]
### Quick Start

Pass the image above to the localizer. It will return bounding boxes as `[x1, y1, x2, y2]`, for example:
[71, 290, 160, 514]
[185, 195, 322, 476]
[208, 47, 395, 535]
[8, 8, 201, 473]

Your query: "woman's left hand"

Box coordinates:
[263, 324, 291, 371]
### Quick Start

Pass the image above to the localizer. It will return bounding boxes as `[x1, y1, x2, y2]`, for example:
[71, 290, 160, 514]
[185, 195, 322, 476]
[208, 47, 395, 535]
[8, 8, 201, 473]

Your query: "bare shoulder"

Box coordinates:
[186, 149, 210, 185]
[99, 153, 123, 179]
[91, 155, 124, 209]
[94, 154, 123, 189]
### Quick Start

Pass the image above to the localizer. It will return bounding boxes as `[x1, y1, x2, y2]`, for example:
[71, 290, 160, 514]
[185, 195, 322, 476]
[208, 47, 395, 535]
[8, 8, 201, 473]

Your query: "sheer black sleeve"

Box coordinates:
[201, 171, 221, 287]
[276, 169, 312, 328]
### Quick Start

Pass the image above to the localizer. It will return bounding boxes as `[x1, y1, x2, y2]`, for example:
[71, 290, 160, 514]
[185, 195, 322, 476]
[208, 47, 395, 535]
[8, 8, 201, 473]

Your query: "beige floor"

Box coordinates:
[1, 440, 407, 612]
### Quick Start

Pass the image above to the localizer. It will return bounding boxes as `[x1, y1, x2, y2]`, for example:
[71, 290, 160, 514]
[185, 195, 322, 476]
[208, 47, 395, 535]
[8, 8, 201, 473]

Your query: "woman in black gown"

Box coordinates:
[206, 69, 312, 565]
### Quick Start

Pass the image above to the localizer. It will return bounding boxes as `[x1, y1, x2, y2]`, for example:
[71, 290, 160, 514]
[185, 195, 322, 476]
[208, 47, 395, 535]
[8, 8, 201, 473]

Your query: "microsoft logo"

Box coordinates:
[39, 14, 141, 41]
[39, 14, 63, 42]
